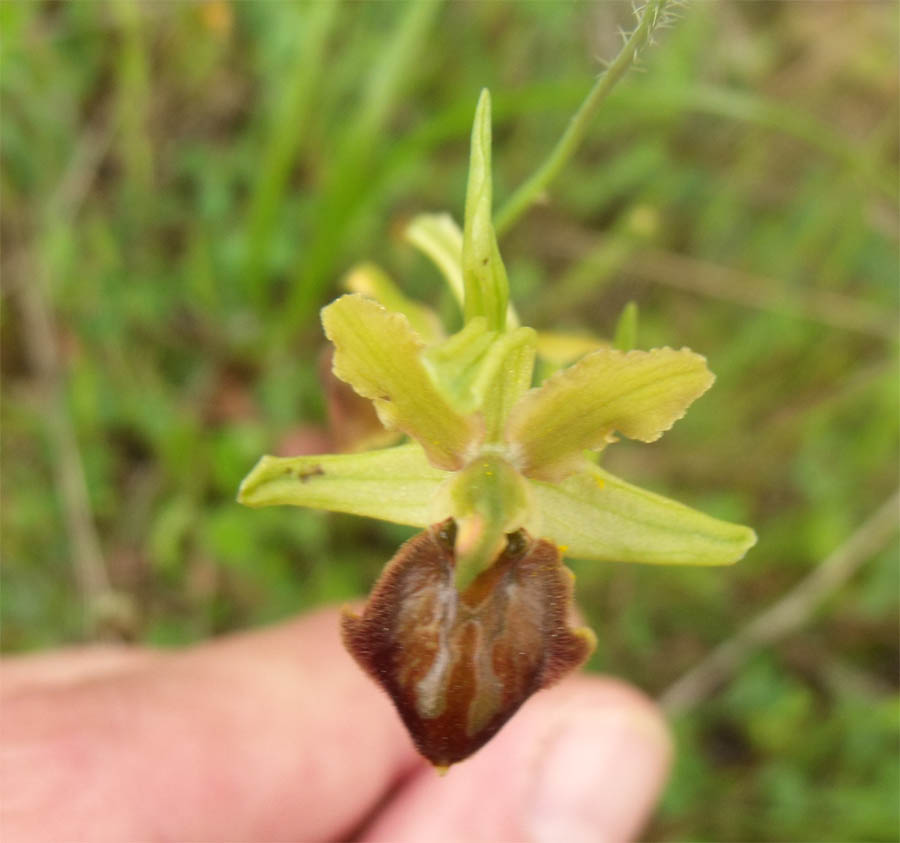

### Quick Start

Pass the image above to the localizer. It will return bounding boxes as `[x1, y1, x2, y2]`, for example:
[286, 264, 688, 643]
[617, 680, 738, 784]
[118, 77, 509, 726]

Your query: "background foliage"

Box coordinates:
[2, 2, 898, 840]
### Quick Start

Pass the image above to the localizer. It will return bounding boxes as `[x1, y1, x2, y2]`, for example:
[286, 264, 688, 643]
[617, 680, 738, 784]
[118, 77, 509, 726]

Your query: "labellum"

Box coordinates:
[341, 520, 596, 768]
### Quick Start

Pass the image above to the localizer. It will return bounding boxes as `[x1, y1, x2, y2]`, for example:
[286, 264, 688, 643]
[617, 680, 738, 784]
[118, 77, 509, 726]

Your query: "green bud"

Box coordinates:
[462, 89, 509, 332]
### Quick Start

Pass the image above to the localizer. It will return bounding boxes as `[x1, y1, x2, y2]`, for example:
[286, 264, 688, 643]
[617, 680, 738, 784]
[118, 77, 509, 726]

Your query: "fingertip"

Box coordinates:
[361, 675, 672, 843]
[527, 679, 672, 843]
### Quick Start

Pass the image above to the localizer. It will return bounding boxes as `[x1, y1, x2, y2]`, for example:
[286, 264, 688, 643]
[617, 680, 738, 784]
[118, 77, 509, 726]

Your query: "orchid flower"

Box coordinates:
[238, 90, 756, 769]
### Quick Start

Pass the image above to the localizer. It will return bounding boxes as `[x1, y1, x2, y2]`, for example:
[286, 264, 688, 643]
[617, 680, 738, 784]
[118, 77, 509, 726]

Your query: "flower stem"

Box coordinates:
[494, 0, 674, 236]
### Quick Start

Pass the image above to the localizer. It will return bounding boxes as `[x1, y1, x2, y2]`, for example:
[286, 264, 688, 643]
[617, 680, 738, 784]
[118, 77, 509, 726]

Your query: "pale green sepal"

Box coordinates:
[422, 317, 496, 413]
[471, 326, 537, 442]
[507, 347, 715, 481]
[462, 89, 509, 332]
[342, 262, 443, 344]
[536, 331, 608, 368]
[237, 443, 449, 528]
[404, 213, 465, 307]
[529, 465, 757, 565]
[535, 331, 609, 382]
[448, 454, 532, 590]
[321, 294, 477, 470]
[613, 301, 638, 351]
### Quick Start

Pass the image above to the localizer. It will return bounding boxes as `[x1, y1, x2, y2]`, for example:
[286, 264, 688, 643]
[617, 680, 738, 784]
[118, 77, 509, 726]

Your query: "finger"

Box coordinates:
[360, 676, 672, 843]
[2, 647, 157, 696]
[1, 607, 423, 843]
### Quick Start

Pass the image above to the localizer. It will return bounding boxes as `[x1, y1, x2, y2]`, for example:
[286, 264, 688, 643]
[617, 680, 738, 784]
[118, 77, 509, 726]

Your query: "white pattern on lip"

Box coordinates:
[413, 576, 457, 719]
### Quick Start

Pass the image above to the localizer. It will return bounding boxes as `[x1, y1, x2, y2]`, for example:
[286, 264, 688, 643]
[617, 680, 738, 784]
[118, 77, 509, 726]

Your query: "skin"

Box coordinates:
[1, 607, 672, 843]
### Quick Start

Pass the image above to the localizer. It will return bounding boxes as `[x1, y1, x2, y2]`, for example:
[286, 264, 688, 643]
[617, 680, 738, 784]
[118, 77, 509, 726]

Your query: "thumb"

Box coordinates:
[361, 675, 673, 843]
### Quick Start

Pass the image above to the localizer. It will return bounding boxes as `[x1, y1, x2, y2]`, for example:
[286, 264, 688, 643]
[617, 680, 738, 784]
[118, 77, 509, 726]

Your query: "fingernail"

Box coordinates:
[527, 705, 672, 843]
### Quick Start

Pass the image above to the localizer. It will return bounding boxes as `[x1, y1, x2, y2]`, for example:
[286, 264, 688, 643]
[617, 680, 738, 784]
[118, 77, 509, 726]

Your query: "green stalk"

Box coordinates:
[494, 0, 673, 236]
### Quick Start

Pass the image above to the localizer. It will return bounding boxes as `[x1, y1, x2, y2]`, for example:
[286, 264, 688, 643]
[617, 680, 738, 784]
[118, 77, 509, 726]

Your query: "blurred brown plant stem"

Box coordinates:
[13, 263, 135, 640]
[9, 119, 134, 640]
[660, 490, 900, 715]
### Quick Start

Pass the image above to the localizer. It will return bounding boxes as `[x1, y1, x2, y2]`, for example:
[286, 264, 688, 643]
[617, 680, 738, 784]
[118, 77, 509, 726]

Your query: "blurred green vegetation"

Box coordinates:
[2, 2, 898, 840]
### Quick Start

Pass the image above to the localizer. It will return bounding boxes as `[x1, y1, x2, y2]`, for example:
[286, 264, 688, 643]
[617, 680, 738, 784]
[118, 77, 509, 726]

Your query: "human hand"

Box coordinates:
[1, 608, 671, 842]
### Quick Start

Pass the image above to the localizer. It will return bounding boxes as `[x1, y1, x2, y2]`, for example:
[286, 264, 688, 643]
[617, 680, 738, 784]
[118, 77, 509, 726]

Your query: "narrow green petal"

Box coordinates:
[404, 213, 465, 307]
[422, 320, 535, 431]
[462, 89, 509, 331]
[530, 466, 757, 565]
[238, 443, 449, 527]
[342, 262, 443, 344]
[471, 326, 537, 442]
[507, 347, 715, 481]
[322, 294, 477, 470]
[423, 317, 496, 413]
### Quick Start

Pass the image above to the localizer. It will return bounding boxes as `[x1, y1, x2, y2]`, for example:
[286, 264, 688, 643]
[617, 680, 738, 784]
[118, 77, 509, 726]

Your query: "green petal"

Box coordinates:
[237, 443, 449, 528]
[530, 466, 757, 565]
[423, 316, 497, 413]
[462, 89, 509, 331]
[342, 262, 443, 344]
[507, 347, 715, 481]
[322, 294, 477, 470]
[471, 326, 537, 442]
[422, 321, 536, 437]
[404, 213, 465, 307]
